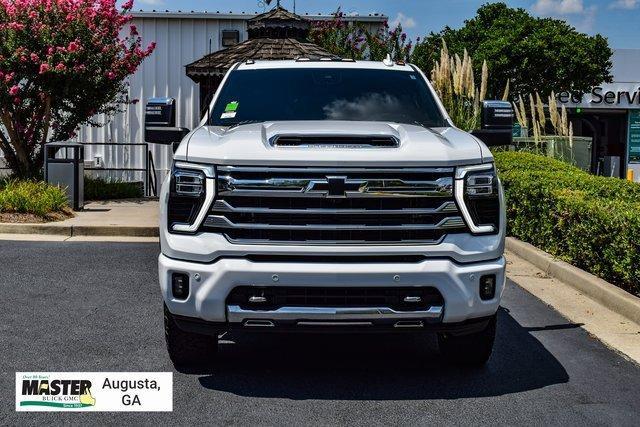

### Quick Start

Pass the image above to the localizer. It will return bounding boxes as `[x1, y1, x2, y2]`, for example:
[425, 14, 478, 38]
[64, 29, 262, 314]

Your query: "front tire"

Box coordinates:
[164, 304, 218, 368]
[438, 314, 497, 367]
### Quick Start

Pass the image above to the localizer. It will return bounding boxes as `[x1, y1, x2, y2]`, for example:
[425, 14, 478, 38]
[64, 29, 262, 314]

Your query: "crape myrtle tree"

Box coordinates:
[309, 10, 413, 62]
[0, 0, 155, 179]
[411, 2, 613, 99]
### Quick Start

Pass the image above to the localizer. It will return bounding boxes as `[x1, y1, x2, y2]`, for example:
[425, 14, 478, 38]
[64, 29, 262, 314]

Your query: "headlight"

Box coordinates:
[168, 162, 215, 233]
[455, 164, 500, 234]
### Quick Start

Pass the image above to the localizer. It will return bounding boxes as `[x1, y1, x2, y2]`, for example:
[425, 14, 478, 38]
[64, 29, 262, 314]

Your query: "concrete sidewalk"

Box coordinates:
[0, 199, 159, 237]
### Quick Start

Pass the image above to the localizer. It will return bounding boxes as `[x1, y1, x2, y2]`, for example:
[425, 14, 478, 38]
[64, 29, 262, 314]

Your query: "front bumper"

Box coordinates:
[159, 254, 506, 327]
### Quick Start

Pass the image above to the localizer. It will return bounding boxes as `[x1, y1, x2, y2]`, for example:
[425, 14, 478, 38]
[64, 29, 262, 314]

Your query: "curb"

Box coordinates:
[0, 223, 159, 238]
[506, 237, 640, 325]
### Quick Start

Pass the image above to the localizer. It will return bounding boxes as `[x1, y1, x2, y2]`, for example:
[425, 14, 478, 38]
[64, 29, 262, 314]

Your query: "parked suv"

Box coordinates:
[151, 59, 509, 368]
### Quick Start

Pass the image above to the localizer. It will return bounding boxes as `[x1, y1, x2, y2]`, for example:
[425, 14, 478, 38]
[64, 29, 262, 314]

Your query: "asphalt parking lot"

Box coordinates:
[1, 241, 640, 425]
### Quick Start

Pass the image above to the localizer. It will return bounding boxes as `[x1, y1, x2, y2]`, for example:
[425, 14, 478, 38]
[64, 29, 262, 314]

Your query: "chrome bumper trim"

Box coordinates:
[227, 305, 444, 323]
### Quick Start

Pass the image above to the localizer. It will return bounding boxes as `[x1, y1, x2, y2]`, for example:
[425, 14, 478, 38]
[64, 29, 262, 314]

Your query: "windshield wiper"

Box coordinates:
[225, 120, 264, 129]
[412, 120, 433, 129]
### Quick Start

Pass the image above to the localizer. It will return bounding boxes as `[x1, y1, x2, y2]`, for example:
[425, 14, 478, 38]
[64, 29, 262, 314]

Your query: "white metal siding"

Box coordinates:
[75, 17, 248, 191]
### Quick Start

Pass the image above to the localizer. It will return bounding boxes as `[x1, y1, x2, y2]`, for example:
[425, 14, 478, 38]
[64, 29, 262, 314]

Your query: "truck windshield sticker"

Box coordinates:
[221, 101, 239, 119]
[225, 101, 239, 112]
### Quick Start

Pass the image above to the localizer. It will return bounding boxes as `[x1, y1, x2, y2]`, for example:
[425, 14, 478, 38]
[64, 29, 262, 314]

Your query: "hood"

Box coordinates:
[179, 121, 489, 167]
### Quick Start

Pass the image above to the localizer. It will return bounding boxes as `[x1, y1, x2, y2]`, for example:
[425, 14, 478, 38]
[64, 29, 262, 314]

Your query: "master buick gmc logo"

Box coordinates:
[305, 176, 365, 198]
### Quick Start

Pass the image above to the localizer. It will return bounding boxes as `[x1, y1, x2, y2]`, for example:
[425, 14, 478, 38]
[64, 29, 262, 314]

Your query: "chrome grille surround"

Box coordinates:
[202, 166, 469, 244]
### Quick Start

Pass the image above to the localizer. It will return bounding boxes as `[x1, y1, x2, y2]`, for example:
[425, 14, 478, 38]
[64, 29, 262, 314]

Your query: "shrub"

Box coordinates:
[495, 151, 640, 296]
[0, 179, 68, 216]
[84, 177, 143, 201]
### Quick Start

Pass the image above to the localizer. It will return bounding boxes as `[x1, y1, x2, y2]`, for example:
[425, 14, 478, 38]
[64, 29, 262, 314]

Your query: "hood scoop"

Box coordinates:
[271, 135, 400, 149]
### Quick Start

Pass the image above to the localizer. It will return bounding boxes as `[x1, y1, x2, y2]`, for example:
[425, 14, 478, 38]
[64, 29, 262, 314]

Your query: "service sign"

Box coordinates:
[15, 372, 173, 412]
[557, 83, 640, 110]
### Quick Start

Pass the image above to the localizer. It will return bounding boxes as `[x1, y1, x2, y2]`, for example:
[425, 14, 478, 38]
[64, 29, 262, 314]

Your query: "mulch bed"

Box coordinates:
[0, 210, 74, 224]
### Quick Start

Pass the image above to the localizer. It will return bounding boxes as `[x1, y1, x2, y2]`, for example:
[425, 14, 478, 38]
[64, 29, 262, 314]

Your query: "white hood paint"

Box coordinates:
[176, 121, 491, 167]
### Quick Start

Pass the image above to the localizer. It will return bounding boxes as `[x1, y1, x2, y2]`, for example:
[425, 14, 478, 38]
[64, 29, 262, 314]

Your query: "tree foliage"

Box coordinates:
[411, 2, 613, 99]
[309, 10, 412, 62]
[0, 0, 155, 178]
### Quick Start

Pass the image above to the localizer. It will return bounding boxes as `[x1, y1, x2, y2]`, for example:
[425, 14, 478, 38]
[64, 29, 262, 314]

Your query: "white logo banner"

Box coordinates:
[16, 372, 173, 412]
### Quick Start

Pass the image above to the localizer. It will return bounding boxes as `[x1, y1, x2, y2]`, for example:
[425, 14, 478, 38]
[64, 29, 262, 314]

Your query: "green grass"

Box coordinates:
[0, 179, 69, 216]
[495, 151, 640, 296]
[84, 177, 144, 201]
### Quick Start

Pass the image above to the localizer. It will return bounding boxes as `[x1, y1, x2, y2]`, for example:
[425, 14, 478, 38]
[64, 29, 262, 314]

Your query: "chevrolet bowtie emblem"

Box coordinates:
[305, 176, 366, 198]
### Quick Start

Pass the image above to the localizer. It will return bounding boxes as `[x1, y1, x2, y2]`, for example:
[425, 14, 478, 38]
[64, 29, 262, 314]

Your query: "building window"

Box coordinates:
[221, 30, 240, 47]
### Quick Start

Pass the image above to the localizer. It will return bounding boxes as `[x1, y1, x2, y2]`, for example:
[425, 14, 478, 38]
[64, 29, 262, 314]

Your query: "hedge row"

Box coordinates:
[494, 151, 640, 297]
[0, 180, 68, 217]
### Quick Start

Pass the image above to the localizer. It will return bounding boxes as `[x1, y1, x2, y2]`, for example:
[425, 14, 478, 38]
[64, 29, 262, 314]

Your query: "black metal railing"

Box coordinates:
[81, 142, 159, 197]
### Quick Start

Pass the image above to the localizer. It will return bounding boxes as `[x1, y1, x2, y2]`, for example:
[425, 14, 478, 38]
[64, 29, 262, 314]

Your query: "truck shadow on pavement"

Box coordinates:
[195, 307, 570, 400]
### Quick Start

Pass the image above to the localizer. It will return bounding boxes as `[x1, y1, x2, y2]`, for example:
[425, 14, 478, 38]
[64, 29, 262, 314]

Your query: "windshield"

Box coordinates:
[209, 67, 448, 127]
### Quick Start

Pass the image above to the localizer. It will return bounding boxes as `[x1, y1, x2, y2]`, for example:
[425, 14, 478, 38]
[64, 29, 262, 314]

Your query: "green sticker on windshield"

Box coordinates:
[225, 101, 239, 112]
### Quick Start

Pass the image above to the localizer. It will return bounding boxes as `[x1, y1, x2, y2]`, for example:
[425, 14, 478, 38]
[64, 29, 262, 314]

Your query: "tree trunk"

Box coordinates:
[0, 107, 47, 179]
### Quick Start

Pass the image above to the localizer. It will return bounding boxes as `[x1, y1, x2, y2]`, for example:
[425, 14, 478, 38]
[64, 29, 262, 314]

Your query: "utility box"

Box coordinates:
[44, 142, 84, 211]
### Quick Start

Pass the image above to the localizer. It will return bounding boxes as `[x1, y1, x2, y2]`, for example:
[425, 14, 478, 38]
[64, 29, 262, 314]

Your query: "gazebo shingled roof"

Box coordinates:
[186, 38, 336, 79]
[185, 6, 337, 83]
[246, 6, 311, 38]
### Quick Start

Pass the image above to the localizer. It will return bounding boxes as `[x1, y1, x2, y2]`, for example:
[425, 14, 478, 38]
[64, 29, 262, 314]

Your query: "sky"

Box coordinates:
[128, 0, 640, 48]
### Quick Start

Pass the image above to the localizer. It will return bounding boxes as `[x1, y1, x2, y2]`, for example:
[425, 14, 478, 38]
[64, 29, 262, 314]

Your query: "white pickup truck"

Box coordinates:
[148, 59, 510, 368]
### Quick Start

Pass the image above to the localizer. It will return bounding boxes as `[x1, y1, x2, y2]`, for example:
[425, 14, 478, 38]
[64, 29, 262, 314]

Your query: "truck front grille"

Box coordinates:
[202, 166, 468, 244]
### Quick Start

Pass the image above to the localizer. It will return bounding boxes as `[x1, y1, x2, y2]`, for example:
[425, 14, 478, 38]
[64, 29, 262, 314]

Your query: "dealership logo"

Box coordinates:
[16, 372, 173, 412]
[18, 375, 96, 409]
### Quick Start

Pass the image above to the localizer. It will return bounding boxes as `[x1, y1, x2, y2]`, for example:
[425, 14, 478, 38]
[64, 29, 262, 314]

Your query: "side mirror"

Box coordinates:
[472, 100, 514, 147]
[145, 98, 190, 145]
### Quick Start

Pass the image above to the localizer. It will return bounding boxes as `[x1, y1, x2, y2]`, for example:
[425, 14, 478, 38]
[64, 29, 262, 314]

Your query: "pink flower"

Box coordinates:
[47, 47, 55, 56]
[55, 63, 66, 72]
[30, 53, 39, 62]
[67, 41, 80, 52]
[130, 24, 138, 36]
[39, 63, 50, 74]
[28, 11, 37, 19]
[122, 0, 134, 9]
[107, 71, 116, 80]
[8, 85, 20, 96]
[13, 97, 21, 105]
[8, 22, 25, 31]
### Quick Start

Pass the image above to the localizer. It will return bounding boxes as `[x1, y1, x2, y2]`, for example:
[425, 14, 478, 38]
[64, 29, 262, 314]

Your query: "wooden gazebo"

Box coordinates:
[185, 6, 337, 114]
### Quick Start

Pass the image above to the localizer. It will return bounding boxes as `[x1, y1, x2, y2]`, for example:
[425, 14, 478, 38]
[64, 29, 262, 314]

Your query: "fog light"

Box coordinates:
[171, 273, 190, 300]
[480, 275, 496, 300]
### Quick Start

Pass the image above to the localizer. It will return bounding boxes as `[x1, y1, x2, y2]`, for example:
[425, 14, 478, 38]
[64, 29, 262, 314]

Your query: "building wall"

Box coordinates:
[557, 49, 640, 181]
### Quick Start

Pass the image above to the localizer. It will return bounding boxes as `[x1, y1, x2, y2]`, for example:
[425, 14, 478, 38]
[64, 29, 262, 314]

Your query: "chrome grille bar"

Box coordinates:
[217, 166, 454, 174]
[203, 215, 466, 230]
[211, 199, 459, 215]
[217, 175, 453, 198]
